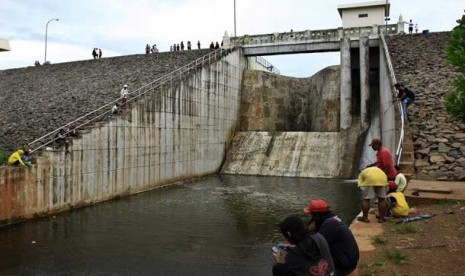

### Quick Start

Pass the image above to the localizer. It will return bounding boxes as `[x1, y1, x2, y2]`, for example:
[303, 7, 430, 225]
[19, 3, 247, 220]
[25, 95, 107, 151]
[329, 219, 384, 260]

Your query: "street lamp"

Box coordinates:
[234, 0, 236, 37]
[44, 18, 59, 64]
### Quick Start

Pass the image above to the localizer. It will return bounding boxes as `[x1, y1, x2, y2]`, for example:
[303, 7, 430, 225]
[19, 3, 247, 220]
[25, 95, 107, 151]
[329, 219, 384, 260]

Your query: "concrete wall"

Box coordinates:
[0, 50, 246, 226]
[238, 68, 340, 132]
[221, 132, 342, 178]
[222, 66, 364, 179]
[379, 44, 396, 155]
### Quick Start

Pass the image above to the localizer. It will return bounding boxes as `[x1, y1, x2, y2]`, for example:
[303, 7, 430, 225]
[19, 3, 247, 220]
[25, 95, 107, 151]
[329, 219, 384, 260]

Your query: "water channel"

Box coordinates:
[0, 174, 360, 275]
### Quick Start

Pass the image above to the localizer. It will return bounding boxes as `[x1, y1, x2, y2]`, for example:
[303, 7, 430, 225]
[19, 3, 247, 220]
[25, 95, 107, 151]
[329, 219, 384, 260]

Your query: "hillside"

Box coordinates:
[0, 50, 210, 151]
[387, 32, 465, 180]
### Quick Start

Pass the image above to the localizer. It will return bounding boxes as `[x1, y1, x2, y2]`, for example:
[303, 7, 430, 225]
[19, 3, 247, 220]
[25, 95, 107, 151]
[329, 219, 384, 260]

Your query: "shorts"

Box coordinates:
[360, 186, 387, 199]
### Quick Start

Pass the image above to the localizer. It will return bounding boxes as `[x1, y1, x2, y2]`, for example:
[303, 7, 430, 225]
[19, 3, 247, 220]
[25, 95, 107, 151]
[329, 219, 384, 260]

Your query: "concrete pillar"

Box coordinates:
[340, 37, 352, 130]
[379, 45, 396, 155]
[360, 36, 370, 129]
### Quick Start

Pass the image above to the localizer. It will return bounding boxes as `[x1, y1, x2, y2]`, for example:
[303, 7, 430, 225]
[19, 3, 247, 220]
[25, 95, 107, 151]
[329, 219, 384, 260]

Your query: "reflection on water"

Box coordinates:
[0, 174, 360, 275]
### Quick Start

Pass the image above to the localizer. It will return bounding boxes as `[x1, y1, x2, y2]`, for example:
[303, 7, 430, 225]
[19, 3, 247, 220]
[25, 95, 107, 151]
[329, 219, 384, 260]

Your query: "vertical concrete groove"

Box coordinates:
[340, 37, 352, 130]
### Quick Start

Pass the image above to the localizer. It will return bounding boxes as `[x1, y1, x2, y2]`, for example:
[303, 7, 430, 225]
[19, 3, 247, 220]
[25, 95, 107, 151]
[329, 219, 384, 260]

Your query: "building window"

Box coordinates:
[358, 13, 368, 18]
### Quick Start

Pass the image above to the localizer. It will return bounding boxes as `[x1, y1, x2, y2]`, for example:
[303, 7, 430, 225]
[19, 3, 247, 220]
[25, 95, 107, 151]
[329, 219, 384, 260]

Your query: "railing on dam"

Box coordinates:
[28, 49, 229, 153]
[380, 30, 405, 165]
[255, 56, 280, 75]
[230, 24, 399, 47]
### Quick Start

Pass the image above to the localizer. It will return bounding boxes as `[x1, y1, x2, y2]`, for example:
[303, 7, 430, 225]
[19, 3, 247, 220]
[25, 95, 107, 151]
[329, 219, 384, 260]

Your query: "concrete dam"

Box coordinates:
[0, 26, 403, 225]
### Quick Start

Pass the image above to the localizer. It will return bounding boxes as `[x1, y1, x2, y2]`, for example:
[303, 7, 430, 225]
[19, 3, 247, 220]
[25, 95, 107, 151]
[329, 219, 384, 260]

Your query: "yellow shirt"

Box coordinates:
[358, 167, 388, 187]
[389, 192, 409, 217]
[8, 150, 25, 166]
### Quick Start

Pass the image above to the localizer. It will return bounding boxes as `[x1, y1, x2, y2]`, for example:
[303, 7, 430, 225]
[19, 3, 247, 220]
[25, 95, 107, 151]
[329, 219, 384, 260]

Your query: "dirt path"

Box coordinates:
[349, 180, 465, 275]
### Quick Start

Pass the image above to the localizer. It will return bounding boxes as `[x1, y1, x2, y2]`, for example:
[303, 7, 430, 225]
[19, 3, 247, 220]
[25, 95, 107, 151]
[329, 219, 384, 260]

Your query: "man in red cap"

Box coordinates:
[303, 199, 359, 275]
[368, 138, 397, 180]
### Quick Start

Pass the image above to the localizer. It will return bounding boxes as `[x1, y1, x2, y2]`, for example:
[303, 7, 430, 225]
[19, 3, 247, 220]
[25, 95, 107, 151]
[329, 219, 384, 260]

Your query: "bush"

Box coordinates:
[0, 150, 9, 164]
[444, 13, 465, 121]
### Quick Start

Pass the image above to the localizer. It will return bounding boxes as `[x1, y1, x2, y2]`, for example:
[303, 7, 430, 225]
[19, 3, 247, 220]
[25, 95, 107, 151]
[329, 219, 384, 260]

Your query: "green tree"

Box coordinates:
[444, 12, 465, 121]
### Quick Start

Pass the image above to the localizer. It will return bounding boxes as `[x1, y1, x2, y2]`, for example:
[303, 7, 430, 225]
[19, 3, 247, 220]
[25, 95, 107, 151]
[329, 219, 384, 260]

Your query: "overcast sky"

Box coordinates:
[1, 0, 463, 76]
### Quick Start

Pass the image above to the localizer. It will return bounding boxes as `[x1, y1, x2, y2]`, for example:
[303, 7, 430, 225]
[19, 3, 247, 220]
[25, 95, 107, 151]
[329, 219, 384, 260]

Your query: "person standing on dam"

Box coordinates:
[367, 138, 397, 181]
[357, 167, 389, 223]
[120, 84, 129, 105]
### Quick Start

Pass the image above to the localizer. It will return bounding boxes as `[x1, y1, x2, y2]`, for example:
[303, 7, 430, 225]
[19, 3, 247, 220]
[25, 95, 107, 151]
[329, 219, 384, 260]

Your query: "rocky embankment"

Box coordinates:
[387, 32, 465, 180]
[0, 50, 210, 151]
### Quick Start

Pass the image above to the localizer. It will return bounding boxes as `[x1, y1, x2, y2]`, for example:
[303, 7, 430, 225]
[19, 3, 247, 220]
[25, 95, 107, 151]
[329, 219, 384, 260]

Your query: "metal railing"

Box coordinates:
[380, 30, 405, 165]
[255, 56, 280, 74]
[230, 24, 400, 47]
[28, 48, 229, 153]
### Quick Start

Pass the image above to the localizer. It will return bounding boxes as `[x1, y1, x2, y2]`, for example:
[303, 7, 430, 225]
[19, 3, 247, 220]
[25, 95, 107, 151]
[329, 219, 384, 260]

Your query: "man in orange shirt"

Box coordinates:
[368, 138, 397, 180]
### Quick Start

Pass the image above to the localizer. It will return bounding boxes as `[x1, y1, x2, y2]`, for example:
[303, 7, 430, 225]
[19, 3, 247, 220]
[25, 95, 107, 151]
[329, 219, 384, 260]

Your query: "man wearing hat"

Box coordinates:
[368, 138, 397, 180]
[120, 84, 129, 105]
[303, 199, 359, 275]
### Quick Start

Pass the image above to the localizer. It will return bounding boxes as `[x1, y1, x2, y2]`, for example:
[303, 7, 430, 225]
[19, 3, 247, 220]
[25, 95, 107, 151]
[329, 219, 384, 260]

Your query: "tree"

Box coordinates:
[444, 12, 465, 121]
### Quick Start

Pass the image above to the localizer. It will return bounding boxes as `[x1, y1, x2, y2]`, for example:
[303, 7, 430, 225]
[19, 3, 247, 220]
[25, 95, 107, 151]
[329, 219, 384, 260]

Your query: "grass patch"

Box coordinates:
[385, 249, 409, 264]
[435, 199, 454, 206]
[0, 150, 9, 164]
[394, 223, 417, 234]
[359, 259, 387, 276]
[373, 235, 388, 245]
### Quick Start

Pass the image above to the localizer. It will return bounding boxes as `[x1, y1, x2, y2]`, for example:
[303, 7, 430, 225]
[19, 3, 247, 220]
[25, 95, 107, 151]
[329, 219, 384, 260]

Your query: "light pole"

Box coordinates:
[234, 0, 236, 37]
[45, 18, 59, 64]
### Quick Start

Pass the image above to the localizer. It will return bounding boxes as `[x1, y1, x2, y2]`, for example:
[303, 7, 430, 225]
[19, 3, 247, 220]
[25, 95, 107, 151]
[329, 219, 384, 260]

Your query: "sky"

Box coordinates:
[1, 0, 463, 77]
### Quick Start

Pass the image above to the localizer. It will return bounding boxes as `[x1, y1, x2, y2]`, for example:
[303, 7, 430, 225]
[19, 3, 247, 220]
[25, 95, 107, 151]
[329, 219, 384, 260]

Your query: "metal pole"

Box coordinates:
[45, 18, 59, 64]
[234, 0, 236, 37]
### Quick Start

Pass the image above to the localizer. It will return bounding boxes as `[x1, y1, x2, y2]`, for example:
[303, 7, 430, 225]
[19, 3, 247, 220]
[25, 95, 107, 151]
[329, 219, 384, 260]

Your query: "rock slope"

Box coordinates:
[387, 32, 465, 180]
[0, 50, 210, 151]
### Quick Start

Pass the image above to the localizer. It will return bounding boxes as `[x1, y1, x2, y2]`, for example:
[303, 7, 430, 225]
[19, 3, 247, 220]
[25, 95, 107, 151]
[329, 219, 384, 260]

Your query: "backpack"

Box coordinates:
[287, 233, 336, 276]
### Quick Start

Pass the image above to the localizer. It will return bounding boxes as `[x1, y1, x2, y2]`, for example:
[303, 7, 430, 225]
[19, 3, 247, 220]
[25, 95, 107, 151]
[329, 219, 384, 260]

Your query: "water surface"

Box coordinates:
[0, 174, 360, 275]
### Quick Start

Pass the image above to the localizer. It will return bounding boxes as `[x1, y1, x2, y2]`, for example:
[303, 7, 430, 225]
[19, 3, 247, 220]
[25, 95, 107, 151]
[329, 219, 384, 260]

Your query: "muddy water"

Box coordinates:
[0, 175, 360, 275]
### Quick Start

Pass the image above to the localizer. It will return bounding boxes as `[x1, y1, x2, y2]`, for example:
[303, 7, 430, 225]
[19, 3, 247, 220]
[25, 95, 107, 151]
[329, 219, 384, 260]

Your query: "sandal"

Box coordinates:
[357, 217, 370, 223]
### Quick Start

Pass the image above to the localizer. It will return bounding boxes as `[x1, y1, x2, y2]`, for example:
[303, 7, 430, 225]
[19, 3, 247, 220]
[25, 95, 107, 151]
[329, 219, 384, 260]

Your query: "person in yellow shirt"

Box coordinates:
[386, 192, 409, 217]
[8, 149, 27, 166]
[357, 167, 388, 223]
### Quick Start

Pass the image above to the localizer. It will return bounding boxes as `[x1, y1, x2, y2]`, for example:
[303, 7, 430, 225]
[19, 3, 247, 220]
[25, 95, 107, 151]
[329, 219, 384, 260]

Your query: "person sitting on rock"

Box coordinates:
[112, 103, 119, 115]
[272, 216, 335, 276]
[303, 199, 359, 275]
[8, 149, 30, 167]
[21, 149, 33, 166]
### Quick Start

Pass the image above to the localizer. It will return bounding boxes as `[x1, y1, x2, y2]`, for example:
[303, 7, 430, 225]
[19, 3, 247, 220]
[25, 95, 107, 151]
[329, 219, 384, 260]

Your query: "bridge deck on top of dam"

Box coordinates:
[230, 23, 399, 56]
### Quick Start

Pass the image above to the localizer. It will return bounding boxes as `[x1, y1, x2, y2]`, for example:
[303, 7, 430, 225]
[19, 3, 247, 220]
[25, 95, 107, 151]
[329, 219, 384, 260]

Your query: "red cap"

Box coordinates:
[303, 199, 330, 215]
